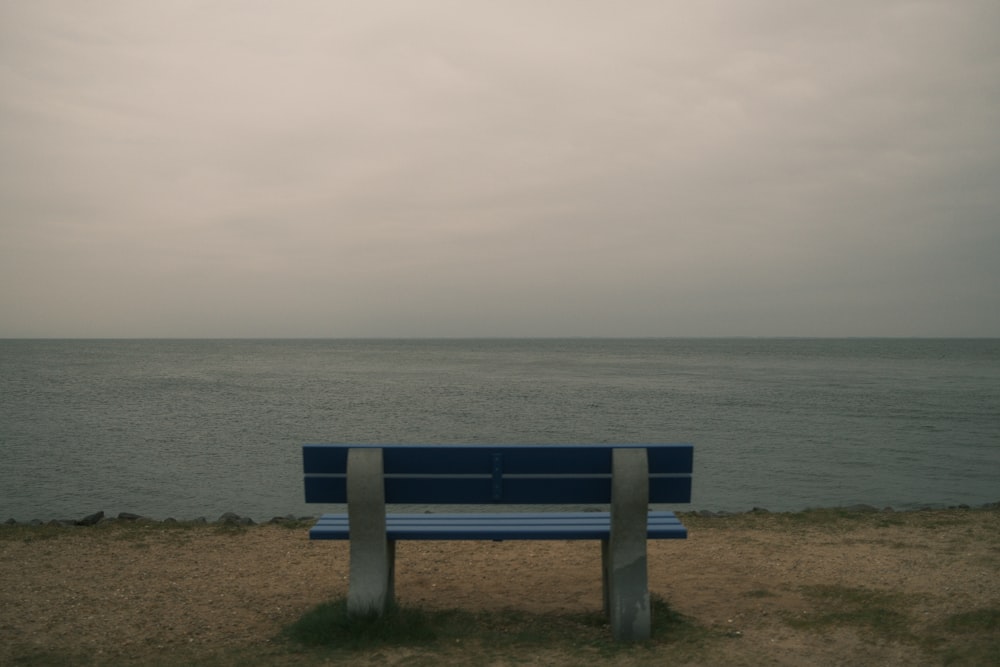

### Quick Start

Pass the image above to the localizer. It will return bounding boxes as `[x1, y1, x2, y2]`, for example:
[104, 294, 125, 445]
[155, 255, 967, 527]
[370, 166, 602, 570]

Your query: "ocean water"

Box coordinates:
[1, 338, 998, 521]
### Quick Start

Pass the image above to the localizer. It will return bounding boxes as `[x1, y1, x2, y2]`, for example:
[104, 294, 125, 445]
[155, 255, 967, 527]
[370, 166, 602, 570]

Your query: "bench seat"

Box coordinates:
[310, 510, 688, 541]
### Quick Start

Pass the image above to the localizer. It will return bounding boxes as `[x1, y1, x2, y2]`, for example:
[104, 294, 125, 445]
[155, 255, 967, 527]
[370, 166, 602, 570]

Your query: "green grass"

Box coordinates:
[936, 607, 1000, 666]
[784, 588, 1000, 666]
[284, 599, 440, 648]
[1, 646, 95, 667]
[944, 607, 1000, 633]
[742, 588, 778, 599]
[280, 593, 713, 661]
[785, 585, 915, 641]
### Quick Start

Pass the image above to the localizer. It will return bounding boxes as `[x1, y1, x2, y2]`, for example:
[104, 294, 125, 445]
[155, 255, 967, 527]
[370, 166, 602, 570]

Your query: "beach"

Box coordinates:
[2, 507, 998, 666]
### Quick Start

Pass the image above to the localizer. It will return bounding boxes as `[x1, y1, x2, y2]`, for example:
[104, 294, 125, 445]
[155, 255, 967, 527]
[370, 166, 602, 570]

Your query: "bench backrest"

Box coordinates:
[303, 444, 693, 505]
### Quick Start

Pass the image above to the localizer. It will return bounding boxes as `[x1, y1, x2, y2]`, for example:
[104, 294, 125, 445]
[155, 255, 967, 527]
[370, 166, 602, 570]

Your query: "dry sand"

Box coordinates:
[1, 508, 998, 665]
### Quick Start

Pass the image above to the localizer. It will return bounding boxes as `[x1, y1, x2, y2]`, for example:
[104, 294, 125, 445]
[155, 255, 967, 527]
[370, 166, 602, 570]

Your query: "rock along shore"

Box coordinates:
[5, 501, 999, 528]
[1, 510, 312, 528]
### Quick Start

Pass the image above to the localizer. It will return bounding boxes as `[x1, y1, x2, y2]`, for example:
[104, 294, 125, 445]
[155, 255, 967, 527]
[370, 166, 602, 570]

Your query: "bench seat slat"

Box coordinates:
[313, 511, 685, 525]
[309, 511, 687, 541]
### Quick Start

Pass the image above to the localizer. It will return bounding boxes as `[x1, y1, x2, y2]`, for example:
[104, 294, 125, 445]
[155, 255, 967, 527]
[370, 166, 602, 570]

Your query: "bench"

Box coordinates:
[302, 443, 693, 641]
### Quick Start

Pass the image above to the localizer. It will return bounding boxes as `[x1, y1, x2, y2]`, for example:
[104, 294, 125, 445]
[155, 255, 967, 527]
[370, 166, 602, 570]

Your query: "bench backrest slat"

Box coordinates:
[303, 444, 693, 505]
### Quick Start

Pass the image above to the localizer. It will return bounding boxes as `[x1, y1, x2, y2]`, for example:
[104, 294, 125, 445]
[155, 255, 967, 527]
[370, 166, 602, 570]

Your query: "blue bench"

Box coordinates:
[303, 443, 693, 641]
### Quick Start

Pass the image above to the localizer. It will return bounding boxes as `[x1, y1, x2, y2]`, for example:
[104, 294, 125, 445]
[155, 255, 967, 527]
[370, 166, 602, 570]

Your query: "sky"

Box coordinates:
[2, 1, 999, 338]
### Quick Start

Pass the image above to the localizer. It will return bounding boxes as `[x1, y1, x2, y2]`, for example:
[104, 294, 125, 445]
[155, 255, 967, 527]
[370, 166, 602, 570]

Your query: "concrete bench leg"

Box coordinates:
[346, 447, 395, 615]
[605, 447, 651, 641]
[601, 538, 611, 615]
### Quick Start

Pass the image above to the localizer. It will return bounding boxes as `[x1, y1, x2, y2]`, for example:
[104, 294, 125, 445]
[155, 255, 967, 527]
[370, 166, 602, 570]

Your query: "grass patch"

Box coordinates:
[284, 599, 441, 649]
[926, 608, 1000, 666]
[742, 589, 778, 598]
[281, 594, 711, 659]
[944, 608, 1000, 633]
[2, 645, 96, 666]
[939, 640, 1000, 667]
[785, 585, 914, 641]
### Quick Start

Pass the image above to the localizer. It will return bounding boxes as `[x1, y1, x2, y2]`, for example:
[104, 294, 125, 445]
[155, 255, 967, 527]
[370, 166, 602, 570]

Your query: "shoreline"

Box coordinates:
[5, 501, 999, 528]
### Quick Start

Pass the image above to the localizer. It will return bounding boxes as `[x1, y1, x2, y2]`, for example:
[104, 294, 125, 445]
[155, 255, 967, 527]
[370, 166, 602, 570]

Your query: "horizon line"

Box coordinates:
[2, 335, 998, 341]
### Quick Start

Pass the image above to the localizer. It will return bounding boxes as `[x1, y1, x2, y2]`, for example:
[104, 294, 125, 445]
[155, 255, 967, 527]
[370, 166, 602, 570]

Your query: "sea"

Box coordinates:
[1, 338, 998, 522]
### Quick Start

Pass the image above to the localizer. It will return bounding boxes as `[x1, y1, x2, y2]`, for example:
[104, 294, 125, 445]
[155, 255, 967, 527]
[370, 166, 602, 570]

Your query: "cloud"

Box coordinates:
[2, 1, 999, 337]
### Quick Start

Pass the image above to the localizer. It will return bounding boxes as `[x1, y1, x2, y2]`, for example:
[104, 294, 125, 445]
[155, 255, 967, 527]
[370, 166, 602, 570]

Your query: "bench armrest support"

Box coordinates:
[605, 447, 651, 641]
[346, 447, 395, 615]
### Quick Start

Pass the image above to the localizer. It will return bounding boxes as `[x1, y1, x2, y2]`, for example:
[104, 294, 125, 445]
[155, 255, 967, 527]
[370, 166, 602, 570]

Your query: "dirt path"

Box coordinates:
[2, 508, 998, 665]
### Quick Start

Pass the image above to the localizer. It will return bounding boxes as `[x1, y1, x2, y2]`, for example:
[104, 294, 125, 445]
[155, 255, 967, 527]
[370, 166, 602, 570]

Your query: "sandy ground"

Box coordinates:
[1, 508, 998, 665]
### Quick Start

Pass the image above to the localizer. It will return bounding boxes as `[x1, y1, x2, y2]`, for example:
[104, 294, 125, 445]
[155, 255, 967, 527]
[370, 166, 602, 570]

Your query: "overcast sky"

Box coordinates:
[2, 1, 998, 338]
